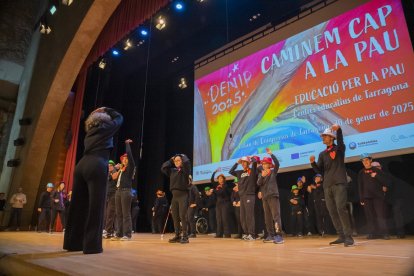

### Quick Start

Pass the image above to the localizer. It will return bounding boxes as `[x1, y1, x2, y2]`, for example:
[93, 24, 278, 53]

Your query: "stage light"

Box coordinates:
[98, 59, 106, 69]
[137, 40, 145, 46]
[49, 5, 57, 15]
[123, 39, 133, 50]
[62, 0, 73, 5]
[178, 78, 187, 89]
[40, 24, 52, 34]
[140, 29, 148, 36]
[155, 16, 166, 30]
[175, 2, 184, 10]
[197, 0, 205, 2]
[171, 56, 179, 63]
[112, 50, 120, 56]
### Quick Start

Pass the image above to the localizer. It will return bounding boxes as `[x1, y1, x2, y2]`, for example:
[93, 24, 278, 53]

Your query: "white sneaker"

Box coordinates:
[242, 234, 248, 240]
[120, 236, 131, 241]
[245, 234, 256, 241]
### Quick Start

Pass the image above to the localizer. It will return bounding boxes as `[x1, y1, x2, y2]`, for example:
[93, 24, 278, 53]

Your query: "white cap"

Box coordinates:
[320, 128, 336, 139]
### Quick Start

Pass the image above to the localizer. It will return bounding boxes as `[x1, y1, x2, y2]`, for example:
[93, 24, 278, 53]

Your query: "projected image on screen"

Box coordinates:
[193, 0, 414, 182]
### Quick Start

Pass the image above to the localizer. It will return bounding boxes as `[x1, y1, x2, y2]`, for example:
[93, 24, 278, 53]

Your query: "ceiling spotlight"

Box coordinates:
[98, 59, 106, 69]
[39, 24, 52, 34]
[62, 0, 73, 5]
[178, 78, 187, 89]
[175, 2, 184, 10]
[140, 29, 148, 36]
[197, 0, 205, 2]
[112, 50, 120, 56]
[156, 16, 166, 30]
[124, 39, 133, 50]
[137, 40, 145, 46]
[49, 5, 57, 15]
[171, 56, 179, 63]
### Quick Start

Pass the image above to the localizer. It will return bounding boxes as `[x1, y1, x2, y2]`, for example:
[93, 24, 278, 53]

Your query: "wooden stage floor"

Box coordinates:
[0, 232, 413, 275]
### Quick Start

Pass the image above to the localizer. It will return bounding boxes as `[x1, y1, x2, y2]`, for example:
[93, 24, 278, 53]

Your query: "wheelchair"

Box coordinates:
[194, 209, 208, 234]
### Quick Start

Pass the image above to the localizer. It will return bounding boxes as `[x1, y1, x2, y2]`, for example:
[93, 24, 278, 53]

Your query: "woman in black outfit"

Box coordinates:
[211, 169, 232, 238]
[63, 107, 123, 254]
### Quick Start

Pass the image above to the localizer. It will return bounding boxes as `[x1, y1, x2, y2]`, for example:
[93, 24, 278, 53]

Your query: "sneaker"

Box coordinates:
[396, 234, 405, 239]
[307, 232, 312, 236]
[382, 235, 390, 240]
[120, 236, 131, 241]
[215, 235, 223, 238]
[169, 235, 181, 243]
[330, 235, 345, 245]
[180, 236, 189, 244]
[188, 234, 197, 238]
[366, 234, 375, 239]
[274, 235, 284, 244]
[233, 235, 242, 239]
[103, 230, 107, 235]
[224, 235, 231, 238]
[242, 234, 248, 240]
[103, 233, 113, 239]
[244, 234, 255, 241]
[344, 236, 355, 247]
[263, 236, 274, 243]
[16, 228, 20, 231]
[297, 233, 303, 238]
[110, 236, 121, 241]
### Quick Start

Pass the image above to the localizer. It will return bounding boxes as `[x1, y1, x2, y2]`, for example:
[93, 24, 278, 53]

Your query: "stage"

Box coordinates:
[0, 232, 413, 275]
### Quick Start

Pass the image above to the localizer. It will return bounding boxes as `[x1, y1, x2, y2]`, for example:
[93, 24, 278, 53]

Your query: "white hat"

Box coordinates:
[240, 156, 251, 163]
[320, 128, 336, 139]
[371, 161, 381, 168]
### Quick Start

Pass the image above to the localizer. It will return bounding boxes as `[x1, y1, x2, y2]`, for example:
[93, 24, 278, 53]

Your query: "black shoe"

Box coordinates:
[215, 235, 223, 238]
[366, 234, 375, 239]
[330, 235, 345, 245]
[188, 234, 197, 238]
[396, 234, 405, 239]
[344, 236, 355, 247]
[224, 235, 231, 238]
[382, 235, 390, 240]
[180, 236, 189, 244]
[169, 235, 181, 243]
[233, 235, 242, 239]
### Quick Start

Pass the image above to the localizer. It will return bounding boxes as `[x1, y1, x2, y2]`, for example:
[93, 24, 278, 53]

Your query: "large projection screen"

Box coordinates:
[193, 0, 414, 183]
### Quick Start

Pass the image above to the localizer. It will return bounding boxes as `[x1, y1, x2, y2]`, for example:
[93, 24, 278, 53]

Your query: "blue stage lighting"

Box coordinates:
[112, 50, 120, 56]
[140, 29, 148, 36]
[175, 2, 183, 10]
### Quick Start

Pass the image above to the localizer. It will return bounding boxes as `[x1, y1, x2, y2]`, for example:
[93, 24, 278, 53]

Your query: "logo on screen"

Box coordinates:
[291, 153, 300, 160]
[349, 142, 357, 150]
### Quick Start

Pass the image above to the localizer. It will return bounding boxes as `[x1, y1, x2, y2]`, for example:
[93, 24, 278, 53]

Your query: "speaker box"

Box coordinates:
[14, 138, 25, 146]
[19, 118, 32, 125]
[7, 159, 20, 167]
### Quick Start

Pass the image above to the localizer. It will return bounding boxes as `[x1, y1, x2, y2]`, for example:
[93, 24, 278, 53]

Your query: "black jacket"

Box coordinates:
[84, 108, 123, 154]
[189, 185, 200, 206]
[231, 190, 240, 205]
[117, 143, 136, 189]
[161, 154, 191, 192]
[154, 196, 168, 216]
[211, 172, 231, 204]
[290, 194, 304, 213]
[107, 169, 118, 195]
[358, 166, 389, 200]
[308, 182, 324, 202]
[229, 157, 258, 197]
[38, 191, 52, 209]
[201, 193, 216, 209]
[311, 128, 348, 187]
[51, 190, 67, 211]
[257, 154, 280, 199]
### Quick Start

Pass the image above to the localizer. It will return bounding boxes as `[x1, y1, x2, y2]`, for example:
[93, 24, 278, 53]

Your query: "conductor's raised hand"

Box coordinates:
[266, 148, 272, 155]
[331, 124, 340, 131]
[310, 155, 315, 163]
[125, 139, 133, 144]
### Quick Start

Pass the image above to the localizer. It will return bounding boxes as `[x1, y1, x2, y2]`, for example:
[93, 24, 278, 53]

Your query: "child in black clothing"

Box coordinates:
[290, 185, 304, 237]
